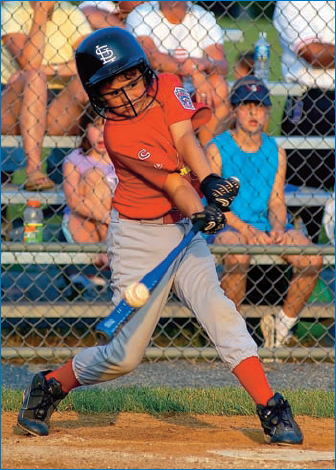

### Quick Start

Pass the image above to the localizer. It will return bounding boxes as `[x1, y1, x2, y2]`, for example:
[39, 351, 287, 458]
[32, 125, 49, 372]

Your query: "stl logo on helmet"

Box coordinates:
[96, 45, 116, 64]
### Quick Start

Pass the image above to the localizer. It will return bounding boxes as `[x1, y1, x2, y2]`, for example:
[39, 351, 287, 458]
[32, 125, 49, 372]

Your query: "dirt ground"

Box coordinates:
[1, 412, 335, 469]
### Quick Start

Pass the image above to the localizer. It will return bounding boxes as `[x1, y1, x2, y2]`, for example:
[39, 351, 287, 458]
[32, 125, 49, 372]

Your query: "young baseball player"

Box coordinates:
[17, 28, 303, 445]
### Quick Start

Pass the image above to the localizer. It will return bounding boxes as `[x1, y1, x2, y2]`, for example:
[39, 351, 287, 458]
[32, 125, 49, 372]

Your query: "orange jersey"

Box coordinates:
[104, 73, 211, 219]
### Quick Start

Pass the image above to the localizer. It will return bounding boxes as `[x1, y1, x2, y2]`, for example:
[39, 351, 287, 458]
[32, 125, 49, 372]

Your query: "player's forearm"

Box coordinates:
[174, 132, 213, 182]
[163, 173, 204, 218]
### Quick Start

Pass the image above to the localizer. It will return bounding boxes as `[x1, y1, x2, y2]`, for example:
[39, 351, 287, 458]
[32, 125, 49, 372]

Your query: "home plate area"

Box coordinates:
[210, 448, 335, 463]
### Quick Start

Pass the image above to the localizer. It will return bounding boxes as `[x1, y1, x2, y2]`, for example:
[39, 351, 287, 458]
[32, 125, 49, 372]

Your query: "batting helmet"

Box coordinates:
[75, 27, 156, 119]
[230, 75, 272, 107]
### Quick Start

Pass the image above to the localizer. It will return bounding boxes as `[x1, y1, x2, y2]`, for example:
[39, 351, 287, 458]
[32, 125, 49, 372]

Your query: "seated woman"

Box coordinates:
[62, 106, 118, 266]
[206, 76, 323, 348]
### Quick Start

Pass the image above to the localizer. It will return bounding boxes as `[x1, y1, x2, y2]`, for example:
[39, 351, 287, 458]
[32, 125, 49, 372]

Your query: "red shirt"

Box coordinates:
[104, 73, 211, 219]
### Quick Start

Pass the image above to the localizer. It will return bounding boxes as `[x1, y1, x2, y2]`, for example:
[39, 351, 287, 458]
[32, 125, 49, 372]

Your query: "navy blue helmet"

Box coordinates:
[75, 27, 157, 119]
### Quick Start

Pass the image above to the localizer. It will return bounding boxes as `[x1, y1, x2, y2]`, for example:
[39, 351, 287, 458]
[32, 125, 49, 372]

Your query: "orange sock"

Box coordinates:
[232, 356, 273, 406]
[45, 359, 80, 394]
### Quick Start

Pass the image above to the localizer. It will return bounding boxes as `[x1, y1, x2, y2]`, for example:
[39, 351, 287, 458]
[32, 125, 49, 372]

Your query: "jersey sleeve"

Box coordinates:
[160, 74, 212, 130]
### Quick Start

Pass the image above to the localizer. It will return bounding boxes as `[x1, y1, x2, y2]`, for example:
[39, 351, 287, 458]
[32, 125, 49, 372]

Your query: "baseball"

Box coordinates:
[124, 282, 150, 308]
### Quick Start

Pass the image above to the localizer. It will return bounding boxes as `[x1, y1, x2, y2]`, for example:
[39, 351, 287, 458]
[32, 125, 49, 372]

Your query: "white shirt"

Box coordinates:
[79, 1, 118, 13]
[125, 1, 224, 60]
[273, 1, 335, 90]
[323, 191, 335, 245]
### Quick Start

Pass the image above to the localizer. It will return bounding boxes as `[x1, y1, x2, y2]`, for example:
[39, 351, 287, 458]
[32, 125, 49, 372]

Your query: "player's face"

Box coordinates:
[234, 102, 269, 135]
[99, 69, 149, 118]
[86, 119, 106, 154]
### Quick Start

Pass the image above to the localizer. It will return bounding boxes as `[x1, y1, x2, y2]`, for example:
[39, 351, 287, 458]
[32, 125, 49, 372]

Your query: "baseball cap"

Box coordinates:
[230, 76, 272, 106]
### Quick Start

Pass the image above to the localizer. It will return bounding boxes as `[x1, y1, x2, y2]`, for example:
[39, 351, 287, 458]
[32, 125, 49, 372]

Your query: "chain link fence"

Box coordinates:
[1, 1, 335, 365]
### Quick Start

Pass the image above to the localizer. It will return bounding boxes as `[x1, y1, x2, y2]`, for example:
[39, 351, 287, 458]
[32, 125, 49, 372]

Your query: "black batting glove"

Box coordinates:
[191, 204, 226, 235]
[200, 174, 240, 212]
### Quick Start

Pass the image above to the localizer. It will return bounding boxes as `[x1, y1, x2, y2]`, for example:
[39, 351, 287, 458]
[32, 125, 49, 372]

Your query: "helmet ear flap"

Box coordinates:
[87, 85, 109, 119]
[139, 64, 154, 88]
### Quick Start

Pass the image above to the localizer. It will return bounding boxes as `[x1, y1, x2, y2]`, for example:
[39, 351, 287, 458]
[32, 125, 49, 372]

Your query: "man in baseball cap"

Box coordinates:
[230, 75, 272, 107]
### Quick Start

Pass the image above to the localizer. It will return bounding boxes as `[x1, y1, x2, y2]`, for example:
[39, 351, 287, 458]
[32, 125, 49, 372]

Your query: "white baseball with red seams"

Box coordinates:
[124, 282, 150, 308]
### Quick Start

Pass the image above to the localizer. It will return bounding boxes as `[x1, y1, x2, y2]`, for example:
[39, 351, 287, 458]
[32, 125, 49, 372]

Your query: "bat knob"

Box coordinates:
[95, 331, 111, 346]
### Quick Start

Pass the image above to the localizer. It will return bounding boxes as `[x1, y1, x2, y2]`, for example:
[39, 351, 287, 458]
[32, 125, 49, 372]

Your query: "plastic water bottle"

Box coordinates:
[254, 32, 270, 82]
[23, 199, 44, 243]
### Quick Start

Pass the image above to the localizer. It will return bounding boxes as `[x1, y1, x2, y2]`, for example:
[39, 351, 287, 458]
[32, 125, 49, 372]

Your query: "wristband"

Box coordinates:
[200, 173, 221, 192]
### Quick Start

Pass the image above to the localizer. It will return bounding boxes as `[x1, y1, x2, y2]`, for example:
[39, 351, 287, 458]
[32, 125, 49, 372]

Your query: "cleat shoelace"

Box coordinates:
[267, 400, 292, 429]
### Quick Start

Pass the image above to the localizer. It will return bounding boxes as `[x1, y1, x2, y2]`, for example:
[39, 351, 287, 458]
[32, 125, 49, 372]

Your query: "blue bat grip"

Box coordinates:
[95, 220, 203, 345]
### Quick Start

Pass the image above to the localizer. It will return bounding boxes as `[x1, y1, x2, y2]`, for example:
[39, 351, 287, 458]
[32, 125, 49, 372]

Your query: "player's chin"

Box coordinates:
[124, 106, 137, 116]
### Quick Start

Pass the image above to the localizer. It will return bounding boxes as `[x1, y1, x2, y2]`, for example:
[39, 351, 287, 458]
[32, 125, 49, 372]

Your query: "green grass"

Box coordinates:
[2, 386, 335, 418]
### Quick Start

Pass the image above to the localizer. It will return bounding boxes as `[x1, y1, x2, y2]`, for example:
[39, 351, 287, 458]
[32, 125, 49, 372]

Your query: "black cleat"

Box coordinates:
[17, 370, 67, 437]
[257, 393, 303, 445]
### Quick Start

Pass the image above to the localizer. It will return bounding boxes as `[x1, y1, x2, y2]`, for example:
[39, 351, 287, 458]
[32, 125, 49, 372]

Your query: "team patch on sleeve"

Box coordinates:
[174, 87, 195, 110]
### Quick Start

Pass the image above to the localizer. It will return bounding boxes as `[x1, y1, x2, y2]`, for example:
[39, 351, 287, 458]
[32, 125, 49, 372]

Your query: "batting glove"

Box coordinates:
[200, 174, 240, 212]
[191, 204, 226, 234]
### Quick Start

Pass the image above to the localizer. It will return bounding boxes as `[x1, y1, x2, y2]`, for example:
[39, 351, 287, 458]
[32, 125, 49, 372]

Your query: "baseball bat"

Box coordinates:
[95, 220, 204, 345]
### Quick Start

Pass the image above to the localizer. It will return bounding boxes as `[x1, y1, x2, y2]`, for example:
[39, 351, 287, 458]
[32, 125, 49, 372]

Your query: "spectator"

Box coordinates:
[273, 1, 335, 243]
[125, 1, 230, 145]
[217, 49, 258, 135]
[218, 50, 270, 136]
[206, 76, 323, 347]
[233, 50, 255, 80]
[62, 105, 118, 267]
[1, 1, 92, 190]
[79, 1, 144, 29]
[46, 1, 144, 186]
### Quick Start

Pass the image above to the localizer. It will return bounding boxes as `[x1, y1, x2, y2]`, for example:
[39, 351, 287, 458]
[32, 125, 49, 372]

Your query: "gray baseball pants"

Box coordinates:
[72, 209, 258, 385]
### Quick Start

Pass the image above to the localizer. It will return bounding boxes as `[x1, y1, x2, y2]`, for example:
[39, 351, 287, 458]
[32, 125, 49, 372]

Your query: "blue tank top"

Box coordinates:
[210, 132, 279, 232]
